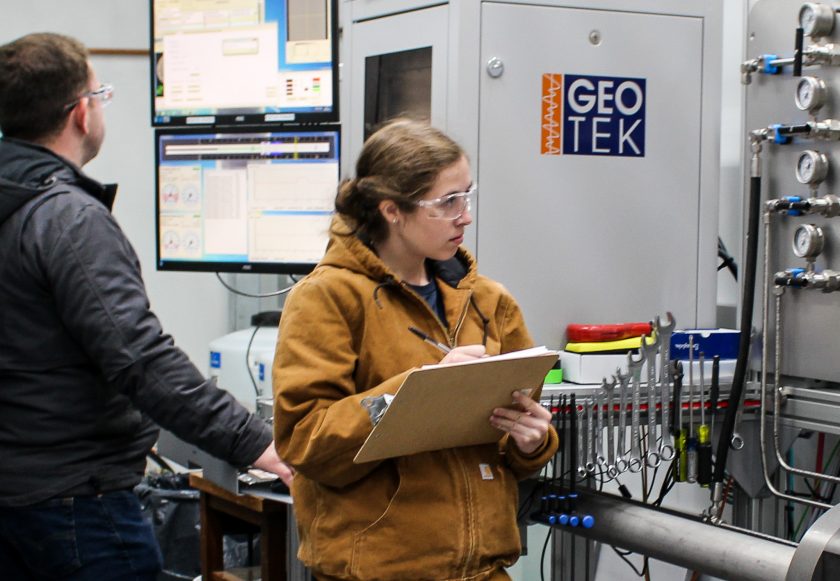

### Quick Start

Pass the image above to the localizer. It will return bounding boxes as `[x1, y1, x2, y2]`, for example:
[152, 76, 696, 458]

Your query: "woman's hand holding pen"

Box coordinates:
[439, 344, 486, 364]
[490, 391, 552, 455]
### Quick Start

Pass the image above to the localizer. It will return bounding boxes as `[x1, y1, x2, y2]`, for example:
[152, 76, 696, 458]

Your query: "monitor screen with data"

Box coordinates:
[155, 127, 339, 274]
[151, 0, 338, 126]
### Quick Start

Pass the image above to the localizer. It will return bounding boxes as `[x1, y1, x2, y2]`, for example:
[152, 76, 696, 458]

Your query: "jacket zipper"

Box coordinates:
[398, 281, 471, 348]
[450, 289, 473, 346]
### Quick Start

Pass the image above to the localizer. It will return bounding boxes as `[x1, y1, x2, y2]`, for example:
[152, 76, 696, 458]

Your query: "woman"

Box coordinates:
[273, 119, 557, 580]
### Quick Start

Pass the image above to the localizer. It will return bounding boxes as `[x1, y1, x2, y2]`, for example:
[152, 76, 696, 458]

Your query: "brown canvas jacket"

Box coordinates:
[273, 218, 558, 580]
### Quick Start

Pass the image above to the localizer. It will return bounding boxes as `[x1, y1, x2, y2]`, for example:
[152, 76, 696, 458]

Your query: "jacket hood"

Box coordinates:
[0, 137, 116, 224]
[322, 215, 477, 289]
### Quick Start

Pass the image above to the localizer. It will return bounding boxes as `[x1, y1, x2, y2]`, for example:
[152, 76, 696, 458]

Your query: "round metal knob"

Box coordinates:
[487, 57, 504, 78]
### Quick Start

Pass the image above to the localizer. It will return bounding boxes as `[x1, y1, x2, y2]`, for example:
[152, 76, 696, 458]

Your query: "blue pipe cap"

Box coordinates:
[569, 515, 580, 527]
[582, 515, 596, 529]
[558, 513, 569, 526]
[547, 514, 557, 525]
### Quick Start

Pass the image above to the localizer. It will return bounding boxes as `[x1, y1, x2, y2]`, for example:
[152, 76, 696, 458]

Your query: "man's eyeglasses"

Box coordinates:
[414, 184, 477, 220]
[64, 84, 114, 111]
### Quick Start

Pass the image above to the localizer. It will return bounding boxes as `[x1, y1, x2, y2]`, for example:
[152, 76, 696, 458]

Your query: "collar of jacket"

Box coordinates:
[0, 137, 118, 224]
[323, 215, 478, 289]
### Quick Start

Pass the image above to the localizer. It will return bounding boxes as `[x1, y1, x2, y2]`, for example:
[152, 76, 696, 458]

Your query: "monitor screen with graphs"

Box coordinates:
[151, 0, 338, 126]
[155, 127, 339, 274]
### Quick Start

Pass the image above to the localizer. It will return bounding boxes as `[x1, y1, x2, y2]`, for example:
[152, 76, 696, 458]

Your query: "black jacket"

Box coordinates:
[0, 137, 271, 506]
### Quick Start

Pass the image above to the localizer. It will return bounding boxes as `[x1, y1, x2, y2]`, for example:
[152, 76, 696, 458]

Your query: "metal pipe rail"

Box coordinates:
[549, 489, 795, 581]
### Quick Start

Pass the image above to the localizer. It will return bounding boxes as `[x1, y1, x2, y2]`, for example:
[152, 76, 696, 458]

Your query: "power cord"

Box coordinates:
[215, 272, 297, 298]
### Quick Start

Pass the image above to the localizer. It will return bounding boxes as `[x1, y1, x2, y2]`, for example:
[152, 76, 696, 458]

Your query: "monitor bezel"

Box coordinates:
[154, 124, 340, 275]
[149, 0, 340, 128]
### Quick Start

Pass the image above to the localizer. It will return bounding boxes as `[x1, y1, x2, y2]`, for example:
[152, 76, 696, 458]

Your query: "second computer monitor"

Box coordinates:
[155, 126, 340, 274]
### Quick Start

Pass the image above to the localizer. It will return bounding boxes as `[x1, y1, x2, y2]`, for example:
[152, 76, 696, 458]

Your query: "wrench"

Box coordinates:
[628, 348, 645, 473]
[603, 376, 618, 477]
[596, 384, 606, 468]
[656, 313, 676, 461]
[585, 396, 596, 473]
[731, 388, 747, 451]
[575, 401, 587, 477]
[642, 333, 662, 468]
[615, 368, 631, 473]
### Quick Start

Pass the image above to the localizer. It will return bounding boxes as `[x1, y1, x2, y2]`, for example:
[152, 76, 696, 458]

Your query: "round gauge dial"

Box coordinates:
[792, 224, 825, 259]
[799, 3, 836, 37]
[795, 77, 827, 113]
[796, 150, 830, 184]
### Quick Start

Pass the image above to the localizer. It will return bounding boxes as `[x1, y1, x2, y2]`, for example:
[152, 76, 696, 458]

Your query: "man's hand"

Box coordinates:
[252, 441, 295, 487]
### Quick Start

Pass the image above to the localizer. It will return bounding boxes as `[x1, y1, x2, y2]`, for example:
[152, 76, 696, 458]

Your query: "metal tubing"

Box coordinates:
[771, 265, 840, 486]
[759, 212, 831, 510]
[564, 490, 796, 581]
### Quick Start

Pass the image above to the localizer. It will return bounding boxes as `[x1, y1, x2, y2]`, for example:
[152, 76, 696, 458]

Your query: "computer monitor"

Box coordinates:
[151, 0, 338, 126]
[155, 126, 340, 274]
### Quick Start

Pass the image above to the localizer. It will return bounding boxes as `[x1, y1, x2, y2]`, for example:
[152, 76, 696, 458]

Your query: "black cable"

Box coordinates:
[245, 324, 260, 398]
[646, 462, 661, 501]
[652, 463, 676, 507]
[540, 525, 553, 581]
[713, 175, 761, 486]
[611, 545, 646, 577]
[215, 272, 297, 298]
[717, 237, 738, 280]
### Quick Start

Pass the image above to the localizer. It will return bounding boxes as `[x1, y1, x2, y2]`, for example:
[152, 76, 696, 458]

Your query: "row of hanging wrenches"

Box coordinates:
[576, 313, 677, 477]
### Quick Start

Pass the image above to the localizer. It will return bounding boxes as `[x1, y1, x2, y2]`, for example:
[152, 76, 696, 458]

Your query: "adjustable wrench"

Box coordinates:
[642, 333, 661, 468]
[627, 348, 645, 473]
[615, 368, 631, 473]
[656, 313, 676, 461]
[603, 376, 618, 477]
[585, 396, 596, 473]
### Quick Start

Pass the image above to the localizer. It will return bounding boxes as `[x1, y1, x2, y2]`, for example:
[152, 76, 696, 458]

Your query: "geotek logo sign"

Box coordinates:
[541, 73, 646, 157]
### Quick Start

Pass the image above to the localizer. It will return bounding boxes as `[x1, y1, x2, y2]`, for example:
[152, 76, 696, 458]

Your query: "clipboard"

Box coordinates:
[353, 348, 559, 463]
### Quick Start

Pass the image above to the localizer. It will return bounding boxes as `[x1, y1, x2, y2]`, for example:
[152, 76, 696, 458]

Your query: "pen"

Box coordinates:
[408, 326, 451, 354]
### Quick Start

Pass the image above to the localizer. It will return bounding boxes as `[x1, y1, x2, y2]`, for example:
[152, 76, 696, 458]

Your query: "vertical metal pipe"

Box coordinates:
[759, 211, 830, 510]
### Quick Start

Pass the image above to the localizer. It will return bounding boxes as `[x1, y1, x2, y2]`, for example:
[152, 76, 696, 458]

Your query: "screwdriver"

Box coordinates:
[710, 356, 721, 443]
[686, 336, 698, 484]
[698, 352, 712, 487]
[673, 361, 686, 482]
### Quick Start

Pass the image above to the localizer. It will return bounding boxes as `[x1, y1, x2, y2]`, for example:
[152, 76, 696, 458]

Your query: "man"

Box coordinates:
[0, 33, 292, 578]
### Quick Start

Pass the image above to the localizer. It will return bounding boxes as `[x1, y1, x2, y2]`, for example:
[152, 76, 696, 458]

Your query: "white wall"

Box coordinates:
[0, 0, 230, 372]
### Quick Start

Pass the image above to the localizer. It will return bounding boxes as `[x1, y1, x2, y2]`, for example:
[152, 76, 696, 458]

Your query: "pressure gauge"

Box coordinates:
[792, 224, 825, 258]
[799, 3, 836, 38]
[795, 77, 828, 113]
[796, 150, 830, 184]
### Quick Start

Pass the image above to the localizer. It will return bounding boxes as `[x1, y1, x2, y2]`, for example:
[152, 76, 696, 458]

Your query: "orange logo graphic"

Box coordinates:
[541, 73, 563, 155]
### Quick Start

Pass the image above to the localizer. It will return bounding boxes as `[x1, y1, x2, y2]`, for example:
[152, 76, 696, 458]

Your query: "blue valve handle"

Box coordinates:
[784, 195, 803, 216]
[773, 124, 792, 144]
[763, 54, 781, 75]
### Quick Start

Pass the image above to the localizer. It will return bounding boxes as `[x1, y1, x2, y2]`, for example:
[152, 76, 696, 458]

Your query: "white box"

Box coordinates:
[559, 350, 735, 386]
[559, 351, 653, 385]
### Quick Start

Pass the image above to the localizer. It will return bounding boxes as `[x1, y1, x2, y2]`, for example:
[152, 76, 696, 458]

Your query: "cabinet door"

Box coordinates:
[478, 3, 707, 348]
[346, 5, 449, 166]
